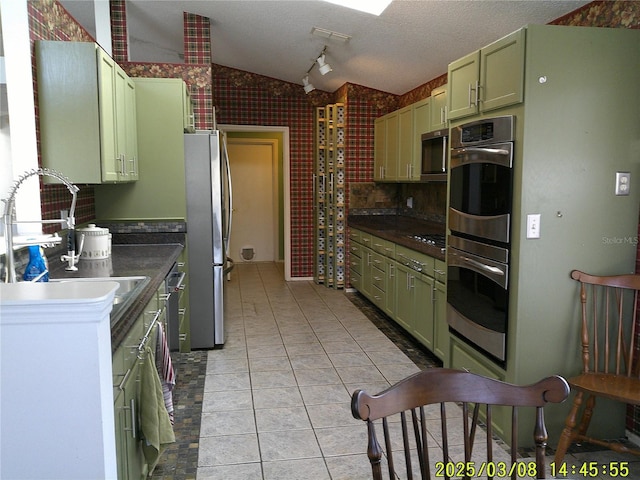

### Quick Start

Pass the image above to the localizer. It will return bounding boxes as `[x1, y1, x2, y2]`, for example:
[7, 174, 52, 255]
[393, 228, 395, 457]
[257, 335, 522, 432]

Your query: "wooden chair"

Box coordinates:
[351, 368, 569, 480]
[554, 270, 640, 465]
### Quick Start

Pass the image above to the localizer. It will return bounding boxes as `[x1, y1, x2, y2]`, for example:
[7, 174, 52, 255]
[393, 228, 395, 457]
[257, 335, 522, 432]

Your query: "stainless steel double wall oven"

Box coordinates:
[446, 115, 515, 362]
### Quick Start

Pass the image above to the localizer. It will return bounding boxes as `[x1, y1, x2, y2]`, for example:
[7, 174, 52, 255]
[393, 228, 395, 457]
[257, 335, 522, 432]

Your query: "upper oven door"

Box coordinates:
[448, 142, 513, 244]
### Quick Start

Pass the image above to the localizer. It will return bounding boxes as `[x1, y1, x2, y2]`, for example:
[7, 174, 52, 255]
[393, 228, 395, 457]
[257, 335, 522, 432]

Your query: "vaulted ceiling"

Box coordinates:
[60, 0, 589, 95]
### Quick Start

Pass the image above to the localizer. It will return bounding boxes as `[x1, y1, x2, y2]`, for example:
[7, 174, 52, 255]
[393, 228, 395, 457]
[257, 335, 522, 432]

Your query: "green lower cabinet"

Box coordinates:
[349, 228, 449, 362]
[394, 263, 414, 333]
[410, 273, 435, 352]
[382, 257, 396, 318]
[433, 280, 448, 362]
[115, 362, 145, 480]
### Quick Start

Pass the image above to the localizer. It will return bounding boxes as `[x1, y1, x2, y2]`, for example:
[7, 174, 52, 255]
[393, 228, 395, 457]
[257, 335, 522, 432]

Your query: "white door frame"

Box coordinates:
[219, 124, 300, 281]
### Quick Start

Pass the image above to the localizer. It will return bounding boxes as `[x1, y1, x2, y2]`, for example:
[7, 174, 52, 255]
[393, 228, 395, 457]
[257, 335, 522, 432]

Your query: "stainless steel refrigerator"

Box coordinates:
[184, 131, 233, 348]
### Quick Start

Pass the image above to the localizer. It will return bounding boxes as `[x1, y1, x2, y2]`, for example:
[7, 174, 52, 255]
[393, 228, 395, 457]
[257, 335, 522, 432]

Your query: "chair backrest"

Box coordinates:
[570, 270, 640, 377]
[351, 368, 569, 480]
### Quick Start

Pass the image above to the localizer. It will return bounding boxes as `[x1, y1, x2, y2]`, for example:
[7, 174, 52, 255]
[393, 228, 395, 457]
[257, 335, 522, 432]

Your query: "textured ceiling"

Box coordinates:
[60, 0, 589, 95]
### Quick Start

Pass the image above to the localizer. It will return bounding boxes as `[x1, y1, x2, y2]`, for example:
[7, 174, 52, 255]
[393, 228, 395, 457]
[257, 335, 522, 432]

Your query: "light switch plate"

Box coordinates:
[527, 214, 541, 239]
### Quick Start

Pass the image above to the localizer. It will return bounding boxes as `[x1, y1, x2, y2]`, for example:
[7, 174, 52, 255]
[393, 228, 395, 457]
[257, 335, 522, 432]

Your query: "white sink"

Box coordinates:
[50, 276, 150, 323]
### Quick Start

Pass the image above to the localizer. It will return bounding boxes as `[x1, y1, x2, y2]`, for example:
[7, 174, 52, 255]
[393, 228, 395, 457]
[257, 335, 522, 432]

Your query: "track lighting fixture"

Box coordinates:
[316, 52, 332, 75]
[303, 74, 316, 94]
[301, 46, 333, 93]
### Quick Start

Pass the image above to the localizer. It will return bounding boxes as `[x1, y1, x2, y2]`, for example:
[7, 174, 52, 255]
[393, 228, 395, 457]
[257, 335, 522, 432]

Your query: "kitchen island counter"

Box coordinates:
[348, 214, 446, 260]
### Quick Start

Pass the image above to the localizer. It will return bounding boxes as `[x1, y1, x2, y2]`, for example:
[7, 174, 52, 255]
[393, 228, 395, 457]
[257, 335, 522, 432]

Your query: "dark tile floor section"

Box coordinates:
[150, 350, 208, 480]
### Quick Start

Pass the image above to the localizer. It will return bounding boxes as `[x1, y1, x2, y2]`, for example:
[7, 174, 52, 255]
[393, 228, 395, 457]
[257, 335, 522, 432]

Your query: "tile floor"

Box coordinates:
[153, 262, 640, 480]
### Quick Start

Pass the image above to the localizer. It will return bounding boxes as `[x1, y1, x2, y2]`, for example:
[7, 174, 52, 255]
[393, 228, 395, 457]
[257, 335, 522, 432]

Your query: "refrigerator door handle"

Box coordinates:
[222, 134, 233, 254]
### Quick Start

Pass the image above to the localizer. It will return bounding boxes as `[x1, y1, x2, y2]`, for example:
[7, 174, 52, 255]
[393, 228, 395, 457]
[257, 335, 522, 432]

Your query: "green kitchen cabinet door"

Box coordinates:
[96, 48, 120, 182]
[373, 117, 386, 181]
[430, 85, 448, 131]
[412, 273, 435, 351]
[480, 27, 525, 113]
[433, 280, 448, 363]
[383, 256, 396, 319]
[384, 111, 399, 180]
[115, 363, 145, 480]
[124, 76, 139, 180]
[412, 97, 430, 178]
[394, 263, 414, 333]
[360, 245, 373, 300]
[397, 105, 414, 181]
[448, 50, 480, 120]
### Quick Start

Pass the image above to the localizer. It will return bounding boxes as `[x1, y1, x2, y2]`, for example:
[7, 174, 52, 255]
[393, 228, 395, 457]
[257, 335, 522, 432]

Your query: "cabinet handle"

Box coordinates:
[389, 264, 395, 278]
[468, 83, 473, 108]
[129, 156, 137, 175]
[431, 285, 436, 303]
[475, 80, 480, 105]
[123, 397, 137, 439]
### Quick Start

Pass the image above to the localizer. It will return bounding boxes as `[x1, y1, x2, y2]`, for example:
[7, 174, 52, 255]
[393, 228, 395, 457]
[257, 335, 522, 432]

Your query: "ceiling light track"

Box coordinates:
[301, 45, 333, 94]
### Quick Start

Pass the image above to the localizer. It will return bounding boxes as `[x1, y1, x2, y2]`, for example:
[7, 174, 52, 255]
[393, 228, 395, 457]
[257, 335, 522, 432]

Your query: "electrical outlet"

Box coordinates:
[615, 172, 631, 196]
[407, 197, 413, 208]
[526, 214, 541, 239]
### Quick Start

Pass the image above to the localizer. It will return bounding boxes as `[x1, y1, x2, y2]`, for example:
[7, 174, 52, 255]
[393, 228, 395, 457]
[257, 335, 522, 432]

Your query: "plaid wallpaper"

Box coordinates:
[184, 13, 211, 64]
[109, 0, 128, 63]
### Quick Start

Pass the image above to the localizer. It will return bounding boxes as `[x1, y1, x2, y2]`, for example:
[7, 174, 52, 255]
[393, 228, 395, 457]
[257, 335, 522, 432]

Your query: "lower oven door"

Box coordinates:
[447, 238, 508, 361]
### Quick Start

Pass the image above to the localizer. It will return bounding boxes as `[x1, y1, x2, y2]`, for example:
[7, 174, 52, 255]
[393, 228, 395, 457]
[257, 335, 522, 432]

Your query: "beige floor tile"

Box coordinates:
[196, 463, 263, 480]
[198, 434, 260, 466]
[262, 458, 331, 480]
[255, 406, 312, 432]
[258, 429, 322, 461]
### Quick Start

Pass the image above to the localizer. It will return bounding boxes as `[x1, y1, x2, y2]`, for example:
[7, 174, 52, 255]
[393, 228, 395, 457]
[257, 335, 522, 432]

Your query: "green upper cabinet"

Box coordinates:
[397, 105, 415, 181]
[373, 117, 385, 181]
[36, 41, 138, 184]
[448, 50, 480, 120]
[384, 110, 399, 180]
[373, 104, 425, 182]
[448, 28, 525, 120]
[429, 85, 448, 131]
[95, 78, 188, 220]
[413, 97, 430, 163]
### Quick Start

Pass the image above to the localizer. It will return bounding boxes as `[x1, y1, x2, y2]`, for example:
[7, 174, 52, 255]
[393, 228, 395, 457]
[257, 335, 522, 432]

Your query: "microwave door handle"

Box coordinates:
[460, 255, 505, 276]
[442, 137, 447, 172]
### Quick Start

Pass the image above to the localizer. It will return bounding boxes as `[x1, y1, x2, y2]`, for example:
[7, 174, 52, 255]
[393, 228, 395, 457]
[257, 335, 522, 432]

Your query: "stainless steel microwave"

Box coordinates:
[420, 129, 448, 181]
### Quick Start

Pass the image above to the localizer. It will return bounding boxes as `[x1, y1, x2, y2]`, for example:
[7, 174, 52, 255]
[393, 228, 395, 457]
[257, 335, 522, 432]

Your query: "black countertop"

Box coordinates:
[348, 215, 446, 261]
[49, 242, 184, 353]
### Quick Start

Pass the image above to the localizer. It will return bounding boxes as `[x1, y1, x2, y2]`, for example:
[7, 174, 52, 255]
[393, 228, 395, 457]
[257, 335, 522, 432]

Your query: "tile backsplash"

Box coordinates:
[349, 182, 446, 224]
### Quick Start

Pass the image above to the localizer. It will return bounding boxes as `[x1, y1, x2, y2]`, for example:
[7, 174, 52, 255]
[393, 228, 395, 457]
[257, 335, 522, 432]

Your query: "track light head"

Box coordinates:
[317, 53, 332, 75]
[303, 74, 315, 94]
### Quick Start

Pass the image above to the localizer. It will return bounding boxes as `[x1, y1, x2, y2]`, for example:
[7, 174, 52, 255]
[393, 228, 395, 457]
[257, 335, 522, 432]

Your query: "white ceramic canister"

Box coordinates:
[77, 223, 111, 259]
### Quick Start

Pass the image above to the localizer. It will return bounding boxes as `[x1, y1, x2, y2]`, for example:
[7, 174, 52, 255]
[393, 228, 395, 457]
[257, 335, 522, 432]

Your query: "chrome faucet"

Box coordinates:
[2, 168, 80, 283]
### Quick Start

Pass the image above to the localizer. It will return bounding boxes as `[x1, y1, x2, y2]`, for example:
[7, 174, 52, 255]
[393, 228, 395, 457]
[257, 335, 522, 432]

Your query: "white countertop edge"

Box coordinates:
[0, 281, 118, 325]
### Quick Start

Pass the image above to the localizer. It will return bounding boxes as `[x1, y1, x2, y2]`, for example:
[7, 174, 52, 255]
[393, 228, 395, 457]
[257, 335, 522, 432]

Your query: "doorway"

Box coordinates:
[227, 138, 278, 263]
[221, 125, 293, 280]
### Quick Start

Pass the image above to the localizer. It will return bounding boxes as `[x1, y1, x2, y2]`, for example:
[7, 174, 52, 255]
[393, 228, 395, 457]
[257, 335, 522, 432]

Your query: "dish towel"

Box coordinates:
[140, 346, 175, 471]
[155, 322, 176, 424]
